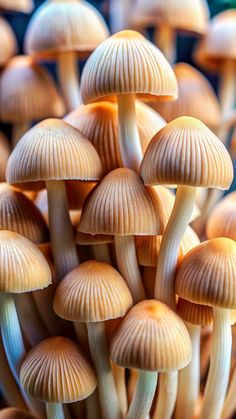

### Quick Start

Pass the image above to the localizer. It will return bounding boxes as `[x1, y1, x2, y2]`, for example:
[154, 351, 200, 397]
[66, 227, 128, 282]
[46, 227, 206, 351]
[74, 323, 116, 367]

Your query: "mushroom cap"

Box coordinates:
[0, 230, 51, 293]
[140, 116, 233, 190]
[20, 336, 97, 403]
[0, 408, 36, 419]
[0, 0, 33, 13]
[177, 299, 213, 327]
[206, 192, 236, 241]
[53, 260, 133, 322]
[0, 131, 10, 182]
[175, 238, 236, 309]
[81, 30, 178, 104]
[0, 56, 65, 123]
[65, 100, 166, 174]
[6, 119, 103, 187]
[132, 0, 209, 35]
[25, 0, 109, 59]
[110, 300, 192, 371]
[0, 183, 49, 244]
[152, 63, 220, 129]
[0, 17, 17, 67]
[78, 168, 161, 236]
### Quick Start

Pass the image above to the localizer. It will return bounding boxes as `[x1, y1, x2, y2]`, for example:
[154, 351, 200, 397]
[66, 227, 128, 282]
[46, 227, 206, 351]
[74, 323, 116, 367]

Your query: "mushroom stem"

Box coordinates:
[155, 185, 197, 309]
[87, 321, 122, 419]
[222, 364, 236, 419]
[117, 94, 143, 173]
[57, 51, 81, 112]
[153, 371, 178, 419]
[175, 323, 201, 419]
[114, 235, 146, 303]
[155, 25, 175, 65]
[46, 180, 79, 281]
[112, 363, 128, 416]
[46, 403, 64, 419]
[127, 370, 158, 419]
[200, 307, 231, 419]
[12, 122, 30, 147]
[219, 60, 236, 117]
[92, 243, 112, 264]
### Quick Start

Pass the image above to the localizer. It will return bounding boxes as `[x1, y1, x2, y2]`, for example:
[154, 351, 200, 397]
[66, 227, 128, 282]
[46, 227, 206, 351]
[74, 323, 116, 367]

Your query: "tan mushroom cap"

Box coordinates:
[152, 63, 220, 130]
[0, 132, 10, 182]
[0, 230, 51, 293]
[81, 30, 178, 104]
[0, 17, 17, 67]
[177, 299, 213, 327]
[78, 168, 161, 236]
[140, 116, 233, 190]
[54, 260, 132, 322]
[20, 336, 97, 403]
[110, 300, 192, 371]
[6, 118, 103, 189]
[132, 0, 209, 35]
[0, 56, 65, 124]
[206, 192, 236, 241]
[25, 0, 109, 60]
[175, 238, 236, 309]
[0, 408, 36, 419]
[0, 0, 33, 13]
[0, 183, 49, 244]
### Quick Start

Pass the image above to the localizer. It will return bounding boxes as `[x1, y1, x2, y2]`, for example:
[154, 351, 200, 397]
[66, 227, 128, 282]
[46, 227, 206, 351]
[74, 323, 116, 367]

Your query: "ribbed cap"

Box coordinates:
[176, 238, 236, 309]
[78, 168, 161, 235]
[0, 230, 51, 293]
[0, 183, 49, 244]
[81, 30, 177, 103]
[0, 408, 36, 419]
[6, 119, 103, 186]
[206, 192, 236, 241]
[0, 131, 10, 181]
[0, 17, 17, 67]
[177, 299, 213, 326]
[140, 116, 233, 190]
[53, 260, 133, 322]
[20, 337, 97, 403]
[25, 0, 109, 59]
[110, 300, 192, 371]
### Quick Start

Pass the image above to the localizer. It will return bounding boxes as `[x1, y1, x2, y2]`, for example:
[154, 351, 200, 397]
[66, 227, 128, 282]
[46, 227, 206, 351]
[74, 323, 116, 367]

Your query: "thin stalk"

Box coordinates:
[222, 364, 236, 419]
[112, 363, 128, 416]
[12, 122, 30, 147]
[127, 370, 158, 419]
[200, 307, 231, 419]
[87, 321, 122, 419]
[92, 243, 112, 264]
[219, 60, 236, 118]
[117, 94, 143, 173]
[153, 371, 178, 419]
[154, 25, 176, 65]
[114, 235, 146, 303]
[57, 51, 81, 112]
[46, 403, 64, 419]
[175, 323, 201, 419]
[155, 185, 197, 309]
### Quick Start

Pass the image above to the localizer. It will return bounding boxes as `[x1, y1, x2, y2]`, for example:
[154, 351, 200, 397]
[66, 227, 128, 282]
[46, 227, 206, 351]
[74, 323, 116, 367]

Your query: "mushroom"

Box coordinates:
[0, 408, 36, 419]
[25, 0, 109, 111]
[81, 30, 177, 172]
[206, 191, 236, 241]
[0, 17, 17, 67]
[0, 0, 33, 13]
[0, 132, 10, 182]
[54, 260, 133, 419]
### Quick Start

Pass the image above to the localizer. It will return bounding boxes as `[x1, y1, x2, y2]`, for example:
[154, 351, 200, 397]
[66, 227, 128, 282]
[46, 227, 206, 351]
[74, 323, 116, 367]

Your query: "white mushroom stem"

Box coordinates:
[57, 51, 81, 112]
[46, 180, 79, 281]
[219, 60, 236, 117]
[114, 235, 146, 303]
[175, 323, 201, 419]
[154, 25, 176, 65]
[155, 185, 197, 309]
[12, 122, 30, 147]
[117, 94, 143, 173]
[153, 371, 178, 419]
[127, 370, 158, 419]
[112, 363, 128, 416]
[92, 243, 112, 264]
[46, 403, 64, 419]
[222, 364, 236, 419]
[200, 307, 232, 419]
[87, 321, 122, 419]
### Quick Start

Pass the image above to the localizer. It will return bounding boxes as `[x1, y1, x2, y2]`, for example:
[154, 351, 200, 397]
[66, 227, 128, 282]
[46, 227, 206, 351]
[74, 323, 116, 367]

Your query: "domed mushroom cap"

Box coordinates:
[81, 30, 177, 104]
[78, 168, 161, 236]
[20, 336, 97, 403]
[152, 63, 220, 129]
[140, 116, 233, 190]
[6, 119, 103, 187]
[175, 238, 236, 309]
[54, 260, 133, 322]
[132, 0, 209, 34]
[177, 299, 213, 327]
[0, 132, 10, 182]
[0, 56, 65, 123]
[110, 300, 192, 371]
[206, 192, 236, 241]
[0, 17, 17, 67]
[0, 0, 33, 13]
[0, 183, 49, 244]
[0, 230, 51, 293]
[25, 0, 109, 59]
[0, 408, 36, 419]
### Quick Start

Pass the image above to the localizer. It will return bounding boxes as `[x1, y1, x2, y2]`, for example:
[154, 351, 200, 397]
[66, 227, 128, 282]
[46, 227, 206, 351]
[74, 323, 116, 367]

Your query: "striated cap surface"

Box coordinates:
[206, 192, 236, 241]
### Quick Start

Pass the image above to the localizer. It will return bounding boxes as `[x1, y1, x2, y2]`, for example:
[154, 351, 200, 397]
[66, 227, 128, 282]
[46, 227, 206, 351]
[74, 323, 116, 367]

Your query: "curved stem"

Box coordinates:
[154, 25, 176, 65]
[46, 403, 64, 419]
[200, 307, 231, 419]
[112, 363, 128, 416]
[222, 364, 236, 419]
[87, 321, 122, 419]
[92, 243, 112, 264]
[155, 185, 197, 309]
[127, 370, 158, 419]
[219, 60, 236, 118]
[175, 323, 200, 419]
[153, 371, 178, 419]
[12, 122, 30, 147]
[57, 51, 81, 112]
[117, 94, 143, 173]
[114, 235, 146, 303]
